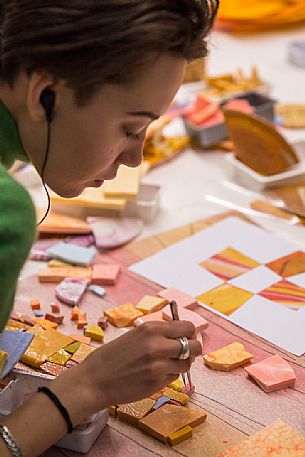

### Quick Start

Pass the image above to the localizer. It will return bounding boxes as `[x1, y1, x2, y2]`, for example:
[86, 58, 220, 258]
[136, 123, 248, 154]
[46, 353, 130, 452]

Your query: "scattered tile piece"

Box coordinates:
[66, 360, 78, 369]
[267, 251, 305, 278]
[89, 285, 106, 298]
[217, 420, 305, 457]
[139, 404, 207, 444]
[97, 316, 108, 330]
[168, 426, 193, 446]
[117, 399, 156, 425]
[105, 304, 143, 328]
[47, 242, 96, 267]
[67, 234, 95, 247]
[163, 388, 190, 406]
[168, 378, 184, 393]
[18, 314, 34, 326]
[33, 310, 44, 318]
[91, 264, 120, 286]
[203, 342, 253, 372]
[47, 349, 72, 366]
[71, 306, 80, 321]
[152, 396, 172, 411]
[50, 303, 60, 314]
[134, 311, 164, 326]
[40, 362, 68, 377]
[87, 217, 143, 249]
[84, 325, 104, 343]
[33, 318, 58, 330]
[38, 211, 91, 235]
[109, 406, 117, 417]
[55, 278, 88, 306]
[77, 313, 88, 329]
[45, 313, 64, 325]
[68, 334, 91, 345]
[31, 300, 41, 310]
[0, 331, 34, 379]
[158, 288, 197, 310]
[136, 295, 168, 315]
[0, 350, 8, 373]
[162, 306, 208, 334]
[102, 165, 140, 200]
[71, 343, 95, 364]
[64, 341, 81, 355]
[39, 266, 92, 283]
[244, 355, 296, 393]
[200, 247, 259, 280]
[21, 329, 72, 368]
[5, 319, 30, 332]
[196, 284, 253, 316]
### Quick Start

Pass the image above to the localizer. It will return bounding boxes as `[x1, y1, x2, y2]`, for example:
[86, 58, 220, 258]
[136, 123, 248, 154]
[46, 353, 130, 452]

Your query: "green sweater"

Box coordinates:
[0, 101, 36, 331]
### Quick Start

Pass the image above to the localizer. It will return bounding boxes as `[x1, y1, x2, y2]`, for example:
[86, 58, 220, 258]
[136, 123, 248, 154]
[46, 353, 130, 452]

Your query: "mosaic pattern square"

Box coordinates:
[196, 284, 253, 316]
[199, 247, 260, 281]
[259, 279, 305, 311]
[267, 251, 305, 278]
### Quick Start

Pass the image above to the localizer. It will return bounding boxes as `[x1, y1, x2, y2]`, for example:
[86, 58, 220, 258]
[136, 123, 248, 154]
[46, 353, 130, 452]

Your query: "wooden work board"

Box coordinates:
[13, 211, 305, 457]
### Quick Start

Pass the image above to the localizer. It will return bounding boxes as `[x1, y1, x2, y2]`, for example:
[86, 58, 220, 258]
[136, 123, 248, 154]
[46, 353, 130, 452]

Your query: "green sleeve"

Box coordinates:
[0, 165, 36, 331]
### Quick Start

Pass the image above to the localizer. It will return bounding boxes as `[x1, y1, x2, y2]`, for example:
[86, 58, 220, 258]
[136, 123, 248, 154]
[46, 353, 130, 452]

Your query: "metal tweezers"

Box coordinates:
[170, 300, 194, 393]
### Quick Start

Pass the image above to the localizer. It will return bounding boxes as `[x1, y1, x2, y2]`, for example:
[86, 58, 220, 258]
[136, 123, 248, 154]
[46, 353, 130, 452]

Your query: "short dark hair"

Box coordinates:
[0, 1, 218, 105]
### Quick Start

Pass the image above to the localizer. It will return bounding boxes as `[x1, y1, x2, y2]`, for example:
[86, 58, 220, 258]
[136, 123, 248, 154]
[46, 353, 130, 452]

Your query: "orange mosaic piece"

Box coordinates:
[31, 300, 41, 310]
[76, 312, 88, 329]
[157, 288, 197, 310]
[267, 251, 305, 278]
[196, 284, 253, 316]
[104, 304, 143, 328]
[259, 280, 305, 311]
[139, 404, 207, 444]
[71, 306, 80, 321]
[117, 399, 156, 425]
[68, 334, 91, 345]
[203, 342, 253, 371]
[244, 355, 296, 393]
[71, 343, 95, 364]
[217, 420, 305, 457]
[38, 266, 91, 283]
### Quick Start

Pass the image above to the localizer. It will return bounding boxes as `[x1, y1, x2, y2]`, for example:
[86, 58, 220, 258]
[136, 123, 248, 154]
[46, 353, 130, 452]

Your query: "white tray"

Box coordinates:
[225, 142, 305, 191]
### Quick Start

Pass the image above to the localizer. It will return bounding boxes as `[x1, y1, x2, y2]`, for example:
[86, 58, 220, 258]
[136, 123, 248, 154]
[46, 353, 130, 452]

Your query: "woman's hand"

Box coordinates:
[79, 320, 202, 411]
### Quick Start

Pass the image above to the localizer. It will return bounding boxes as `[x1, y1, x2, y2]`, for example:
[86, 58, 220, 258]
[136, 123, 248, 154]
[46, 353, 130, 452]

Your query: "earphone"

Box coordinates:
[36, 88, 55, 226]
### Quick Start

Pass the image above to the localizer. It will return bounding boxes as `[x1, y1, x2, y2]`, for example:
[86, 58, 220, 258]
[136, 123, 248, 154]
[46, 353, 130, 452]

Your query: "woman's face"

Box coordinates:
[40, 55, 186, 197]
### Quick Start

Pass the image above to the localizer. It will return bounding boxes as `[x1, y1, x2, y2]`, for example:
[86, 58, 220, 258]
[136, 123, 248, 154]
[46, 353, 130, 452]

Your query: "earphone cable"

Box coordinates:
[36, 120, 51, 226]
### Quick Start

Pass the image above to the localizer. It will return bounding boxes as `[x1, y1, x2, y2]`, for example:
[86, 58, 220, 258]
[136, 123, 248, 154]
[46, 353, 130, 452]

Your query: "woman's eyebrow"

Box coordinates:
[126, 111, 159, 121]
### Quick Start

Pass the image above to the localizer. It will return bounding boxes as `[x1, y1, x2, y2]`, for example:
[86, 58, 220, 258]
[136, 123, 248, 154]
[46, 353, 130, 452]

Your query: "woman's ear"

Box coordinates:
[26, 72, 55, 122]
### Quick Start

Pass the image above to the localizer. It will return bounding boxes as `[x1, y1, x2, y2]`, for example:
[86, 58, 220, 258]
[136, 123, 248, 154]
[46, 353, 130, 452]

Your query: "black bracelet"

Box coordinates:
[38, 386, 73, 434]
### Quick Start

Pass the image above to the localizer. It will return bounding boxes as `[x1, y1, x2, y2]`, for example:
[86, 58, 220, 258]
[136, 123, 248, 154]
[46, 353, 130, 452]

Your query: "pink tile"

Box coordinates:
[133, 311, 164, 327]
[157, 288, 197, 309]
[92, 264, 120, 285]
[162, 305, 209, 334]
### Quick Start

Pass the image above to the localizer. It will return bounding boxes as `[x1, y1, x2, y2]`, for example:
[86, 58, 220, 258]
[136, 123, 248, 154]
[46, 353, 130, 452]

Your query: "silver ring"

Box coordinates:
[177, 337, 190, 360]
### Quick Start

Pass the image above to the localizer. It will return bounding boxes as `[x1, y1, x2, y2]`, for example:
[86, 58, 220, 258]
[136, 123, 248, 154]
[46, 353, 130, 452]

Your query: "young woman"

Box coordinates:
[0, 1, 218, 455]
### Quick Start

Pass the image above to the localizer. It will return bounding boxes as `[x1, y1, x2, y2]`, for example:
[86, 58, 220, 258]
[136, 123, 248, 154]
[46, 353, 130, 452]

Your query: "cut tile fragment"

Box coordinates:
[158, 288, 197, 309]
[84, 325, 104, 343]
[55, 278, 88, 306]
[104, 304, 143, 327]
[139, 404, 207, 444]
[244, 355, 296, 393]
[39, 266, 91, 283]
[168, 426, 193, 446]
[203, 342, 253, 371]
[47, 242, 96, 267]
[117, 398, 155, 425]
[71, 343, 95, 364]
[91, 264, 120, 286]
[162, 388, 190, 406]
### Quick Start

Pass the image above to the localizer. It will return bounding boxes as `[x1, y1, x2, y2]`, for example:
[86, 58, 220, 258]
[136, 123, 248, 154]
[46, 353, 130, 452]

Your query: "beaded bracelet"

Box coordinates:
[0, 424, 23, 457]
[38, 386, 73, 434]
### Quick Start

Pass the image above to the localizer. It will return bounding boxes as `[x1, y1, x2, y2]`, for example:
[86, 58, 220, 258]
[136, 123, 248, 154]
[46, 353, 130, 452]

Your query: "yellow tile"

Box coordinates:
[84, 325, 104, 342]
[0, 350, 8, 373]
[47, 349, 71, 366]
[168, 378, 184, 393]
[163, 388, 190, 406]
[196, 284, 253, 316]
[168, 426, 193, 446]
[136, 295, 168, 314]
[64, 341, 81, 355]
[102, 165, 140, 200]
[33, 318, 58, 330]
[21, 329, 73, 368]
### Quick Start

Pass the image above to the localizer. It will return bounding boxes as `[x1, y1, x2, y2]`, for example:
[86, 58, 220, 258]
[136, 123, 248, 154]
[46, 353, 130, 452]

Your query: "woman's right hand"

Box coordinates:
[78, 320, 202, 412]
